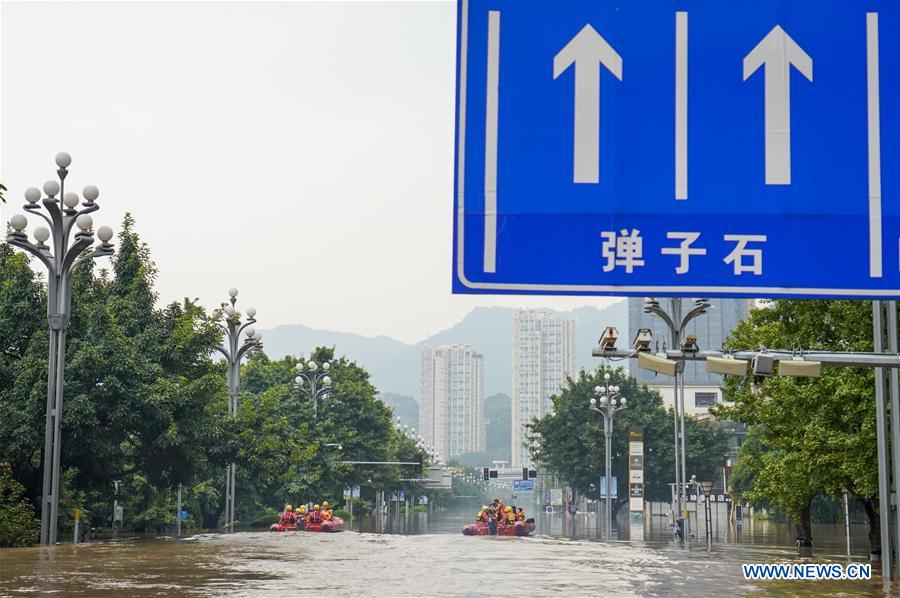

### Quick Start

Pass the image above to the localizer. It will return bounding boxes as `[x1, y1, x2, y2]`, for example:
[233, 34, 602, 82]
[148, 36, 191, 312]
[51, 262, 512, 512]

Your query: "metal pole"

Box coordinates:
[679, 370, 689, 540]
[672, 369, 682, 536]
[48, 326, 67, 546]
[176, 484, 182, 536]
[39, 327, 59, 545]
[873, 300, 892, 579]
[844, 489, 851, 558]
[605, 414, 612, 540]
[888, 300, 900, 579]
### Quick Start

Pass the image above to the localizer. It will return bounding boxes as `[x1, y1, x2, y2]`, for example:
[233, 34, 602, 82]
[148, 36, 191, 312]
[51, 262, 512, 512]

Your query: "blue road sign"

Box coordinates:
[180, 509, 188, 520]
[513, 479, 535, 492]
[453, 0, 900, 298]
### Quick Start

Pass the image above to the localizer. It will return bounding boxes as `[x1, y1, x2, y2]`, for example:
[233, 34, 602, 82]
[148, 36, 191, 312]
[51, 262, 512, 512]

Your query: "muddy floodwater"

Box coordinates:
[0, 512, 895, 597]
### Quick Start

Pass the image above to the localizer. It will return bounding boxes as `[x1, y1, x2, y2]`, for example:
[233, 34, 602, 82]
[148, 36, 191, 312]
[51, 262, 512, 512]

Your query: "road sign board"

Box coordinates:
[598, 475, 617, 498]
[549, 488, 563, 505]
[513, 479, 535, 492]
[453, 0, 900, 298]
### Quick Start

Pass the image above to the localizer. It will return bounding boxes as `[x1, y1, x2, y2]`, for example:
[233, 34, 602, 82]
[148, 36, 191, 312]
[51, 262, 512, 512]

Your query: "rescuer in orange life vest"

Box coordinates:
[476, 506, 490, 524]
[280, 505, 296, 526]
[503, 506, 517, 524]
[321, 501, 333, 520]
[308, 504, 323, 524]
[296, 505, 308, 523]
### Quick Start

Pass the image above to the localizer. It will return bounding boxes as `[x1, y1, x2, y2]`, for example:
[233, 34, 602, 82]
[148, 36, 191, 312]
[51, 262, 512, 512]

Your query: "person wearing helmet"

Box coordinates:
[296, 504, 308, 527]
[322, 501, 333, 520]
[476, 506, 490, 524]
[308, 504, 323, 524]
[503, 505, 515, 524]
[280, 504, 296, 526]
[517, 507, 526, 521]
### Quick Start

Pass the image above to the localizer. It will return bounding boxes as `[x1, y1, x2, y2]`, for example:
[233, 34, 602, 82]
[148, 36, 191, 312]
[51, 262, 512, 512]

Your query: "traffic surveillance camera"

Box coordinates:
[632, 328, 652, 351]
[752, 354, 775, 377]
[681, 334, 699, 353]
[598, 326, 619, 351]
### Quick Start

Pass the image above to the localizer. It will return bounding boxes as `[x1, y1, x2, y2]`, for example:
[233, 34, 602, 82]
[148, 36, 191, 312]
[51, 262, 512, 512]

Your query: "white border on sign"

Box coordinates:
[454, 0, 898, 298]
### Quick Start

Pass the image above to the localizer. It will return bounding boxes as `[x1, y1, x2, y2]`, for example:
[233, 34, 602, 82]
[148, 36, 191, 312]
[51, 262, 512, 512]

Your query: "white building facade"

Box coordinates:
[419, 344, 485, 458]
[511, 310, 576, 467]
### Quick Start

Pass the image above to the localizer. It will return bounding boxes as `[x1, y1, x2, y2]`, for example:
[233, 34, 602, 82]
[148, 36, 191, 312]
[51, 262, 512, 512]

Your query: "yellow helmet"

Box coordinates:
[298, 505, 307, 512]
[285, 505, 293, 511]
[314, 504, 320, 510]
[323, 501, 329, 507]
[505, 506, 513, 512]
[481, 506, 488, 511]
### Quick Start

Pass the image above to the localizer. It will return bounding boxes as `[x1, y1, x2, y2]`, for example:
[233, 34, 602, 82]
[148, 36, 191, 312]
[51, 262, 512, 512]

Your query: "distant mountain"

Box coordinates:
[259, 301, 627, 399]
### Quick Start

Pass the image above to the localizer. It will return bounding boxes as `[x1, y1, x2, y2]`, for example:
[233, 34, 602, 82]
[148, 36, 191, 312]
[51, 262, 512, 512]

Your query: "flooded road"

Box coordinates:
[0, 513, 894, 596]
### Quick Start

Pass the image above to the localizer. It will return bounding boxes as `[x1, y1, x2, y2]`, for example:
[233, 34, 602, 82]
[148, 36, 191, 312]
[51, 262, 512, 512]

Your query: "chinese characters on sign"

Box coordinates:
[602, 230, 767, 275]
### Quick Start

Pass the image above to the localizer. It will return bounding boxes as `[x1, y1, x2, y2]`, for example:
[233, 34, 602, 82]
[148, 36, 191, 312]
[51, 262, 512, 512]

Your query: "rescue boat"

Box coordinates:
[303, 516, 344, 533]
[269, 517, 344, 532]
[461, 519, 535, 537]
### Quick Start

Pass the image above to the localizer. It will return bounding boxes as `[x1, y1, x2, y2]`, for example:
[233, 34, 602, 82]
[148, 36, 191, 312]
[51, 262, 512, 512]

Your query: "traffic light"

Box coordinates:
[483, 467, 489, 481]
[529, 469, 537, 479]
[489, 470, 498, 478]
[523, 467, 529, 480]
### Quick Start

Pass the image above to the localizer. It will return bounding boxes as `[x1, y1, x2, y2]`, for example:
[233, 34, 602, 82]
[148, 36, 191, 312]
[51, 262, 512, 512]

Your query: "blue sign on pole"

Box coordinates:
[453, 0, 900, 298]
[513, 479, 535, 492]
[180, 509, 188, 521]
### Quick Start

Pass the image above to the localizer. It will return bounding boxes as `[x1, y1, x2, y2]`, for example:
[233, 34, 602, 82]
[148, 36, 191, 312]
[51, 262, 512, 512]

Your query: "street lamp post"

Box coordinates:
[215, 288, 262, 533]
[589, 373, 627, 541]
[294, 358, 333, 421]
[5, 153, 115, 545]
[643, 297, 710, 538]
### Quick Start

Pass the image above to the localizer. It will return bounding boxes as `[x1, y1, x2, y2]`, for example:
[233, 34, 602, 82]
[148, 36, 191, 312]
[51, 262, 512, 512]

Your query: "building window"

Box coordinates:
[695, 392, 718, 407]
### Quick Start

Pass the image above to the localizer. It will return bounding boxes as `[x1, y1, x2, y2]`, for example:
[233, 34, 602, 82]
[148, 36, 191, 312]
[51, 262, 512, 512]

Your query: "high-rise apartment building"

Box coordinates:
[419, 344, 485, 458]
[511, 310, 576, 467]
[627, 298, 753, 414]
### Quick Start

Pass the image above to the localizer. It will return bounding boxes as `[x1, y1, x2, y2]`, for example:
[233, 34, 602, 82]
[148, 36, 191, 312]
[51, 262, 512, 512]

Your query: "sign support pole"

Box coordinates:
[888, 301, 900, 579]
[873, 301, 892, 579]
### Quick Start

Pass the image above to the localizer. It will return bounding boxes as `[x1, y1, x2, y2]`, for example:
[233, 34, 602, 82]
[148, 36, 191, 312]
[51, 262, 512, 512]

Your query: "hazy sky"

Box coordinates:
[1, 1, 619, 344]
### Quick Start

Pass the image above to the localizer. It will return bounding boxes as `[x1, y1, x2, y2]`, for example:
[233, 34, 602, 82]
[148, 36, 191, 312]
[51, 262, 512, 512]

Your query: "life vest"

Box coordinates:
[309, 510, 322, 524]
[476, 511, 489, 523]
[280, 511, 295, 525]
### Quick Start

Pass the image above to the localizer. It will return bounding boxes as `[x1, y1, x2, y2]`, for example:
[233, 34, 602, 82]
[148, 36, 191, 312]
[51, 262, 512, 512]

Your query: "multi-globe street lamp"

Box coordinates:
[294, 357, 333, 421]
[215, 288, 262, 533]
[643, 297, 710, 537]
[589, 373, 627, 541]
[5, 153, 115, 545]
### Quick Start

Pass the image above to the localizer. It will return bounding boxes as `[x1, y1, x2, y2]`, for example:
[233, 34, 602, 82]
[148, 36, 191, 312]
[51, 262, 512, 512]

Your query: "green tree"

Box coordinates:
[714, 299, 878, 549]
[0, 462, 39, 547]
[528, 367, 729, 502]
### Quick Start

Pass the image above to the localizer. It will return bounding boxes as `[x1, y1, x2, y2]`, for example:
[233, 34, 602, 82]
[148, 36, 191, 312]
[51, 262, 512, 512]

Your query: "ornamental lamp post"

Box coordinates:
[215, 288, 262, 533]
[589, 372, 627, 541]
[5, 153, 115, 545]
[294, 357, 333, 421]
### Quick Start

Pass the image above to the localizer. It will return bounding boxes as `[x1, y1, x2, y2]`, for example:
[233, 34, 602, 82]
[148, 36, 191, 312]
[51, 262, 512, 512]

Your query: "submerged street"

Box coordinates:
[0, 512, 891, 597]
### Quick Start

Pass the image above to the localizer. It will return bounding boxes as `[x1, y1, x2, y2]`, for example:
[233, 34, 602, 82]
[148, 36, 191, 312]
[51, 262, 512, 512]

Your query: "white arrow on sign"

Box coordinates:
[554, 24, 622, 184]
[743, 25, 813, 186]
